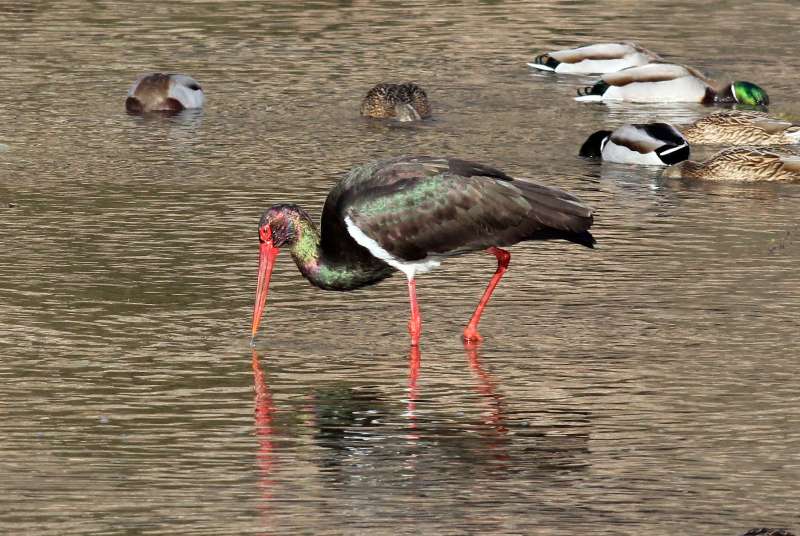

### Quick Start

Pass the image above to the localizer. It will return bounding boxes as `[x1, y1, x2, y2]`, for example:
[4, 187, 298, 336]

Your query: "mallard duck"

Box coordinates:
[662, 147, 800, 181]
[125, 73, 204, 114]
[575, 62, 769, 105]
[682, 110, 800, 145]
[580, 123, 689, 165]
[360, 83, 431, 121]
[528, 42, 661, 74]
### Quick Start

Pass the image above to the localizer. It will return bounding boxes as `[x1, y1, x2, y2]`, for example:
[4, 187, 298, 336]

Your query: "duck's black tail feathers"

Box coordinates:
[577, 80, 610, 98]
[532, 53, 560, 71]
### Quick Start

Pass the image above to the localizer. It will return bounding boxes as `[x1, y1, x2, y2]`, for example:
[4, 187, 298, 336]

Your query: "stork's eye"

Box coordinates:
[259, 225, 272, 243]
[187, 83, 201, 91]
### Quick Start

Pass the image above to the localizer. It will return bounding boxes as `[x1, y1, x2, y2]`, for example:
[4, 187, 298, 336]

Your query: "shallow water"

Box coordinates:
[1, 1, 799, 534]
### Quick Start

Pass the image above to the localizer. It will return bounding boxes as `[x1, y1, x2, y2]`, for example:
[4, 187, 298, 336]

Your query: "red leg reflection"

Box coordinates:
[406, 345, 421, 437]
[251, 350, 275, 501]
[463, 247, 511, 344]
[464, 344, 507, 435]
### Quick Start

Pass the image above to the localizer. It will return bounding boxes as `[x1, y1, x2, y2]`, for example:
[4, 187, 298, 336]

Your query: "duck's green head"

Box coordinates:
[732, 81, 769, 106]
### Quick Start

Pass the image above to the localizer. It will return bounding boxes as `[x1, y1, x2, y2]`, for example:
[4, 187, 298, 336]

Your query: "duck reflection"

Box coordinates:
[126, 107, 204, 149]
[127, 106, 204, 128]
[657, 170, 789, 200]
[601, 100, 707, 126]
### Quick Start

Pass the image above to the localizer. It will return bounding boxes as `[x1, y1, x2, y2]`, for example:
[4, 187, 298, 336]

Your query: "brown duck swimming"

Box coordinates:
[682, 111, 800, 145]
[663, 147, 800, 182]
[125, 73, 204, 114]
[360, 83, 431, 121]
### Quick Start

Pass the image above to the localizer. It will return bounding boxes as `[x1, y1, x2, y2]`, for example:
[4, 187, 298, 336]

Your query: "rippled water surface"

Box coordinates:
[2, 2, 799, 534]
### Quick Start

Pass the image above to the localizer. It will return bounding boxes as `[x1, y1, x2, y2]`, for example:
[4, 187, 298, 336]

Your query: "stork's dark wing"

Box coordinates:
[329, 156, 594, 262]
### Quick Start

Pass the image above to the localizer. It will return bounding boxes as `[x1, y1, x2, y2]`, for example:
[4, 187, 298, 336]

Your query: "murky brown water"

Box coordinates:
[1, 1, 799, 534]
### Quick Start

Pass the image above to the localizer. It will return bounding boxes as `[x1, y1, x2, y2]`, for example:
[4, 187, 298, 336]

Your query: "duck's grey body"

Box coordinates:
[529, 42, 660, 74]
[575, 63, 768, 106]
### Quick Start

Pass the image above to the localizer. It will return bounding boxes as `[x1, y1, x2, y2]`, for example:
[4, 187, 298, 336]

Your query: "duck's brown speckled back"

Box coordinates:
[359, 82, 431, 119]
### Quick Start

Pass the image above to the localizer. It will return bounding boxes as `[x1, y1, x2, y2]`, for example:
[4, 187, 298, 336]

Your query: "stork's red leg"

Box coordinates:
[407, 278, 422, 346]
[463, 247, 511, 343]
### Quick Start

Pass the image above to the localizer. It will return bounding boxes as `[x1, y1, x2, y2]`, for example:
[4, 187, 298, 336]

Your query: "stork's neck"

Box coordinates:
[289, 213, 390, 291]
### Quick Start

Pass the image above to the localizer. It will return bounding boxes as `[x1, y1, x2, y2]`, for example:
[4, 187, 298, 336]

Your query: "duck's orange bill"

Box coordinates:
[250, 240, 279, 345]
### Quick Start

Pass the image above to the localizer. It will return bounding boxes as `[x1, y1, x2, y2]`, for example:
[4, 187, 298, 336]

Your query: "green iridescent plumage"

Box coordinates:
[574, 62, 770, 106]
[732, 81, 769, 106]
[258, 204, 392, 291]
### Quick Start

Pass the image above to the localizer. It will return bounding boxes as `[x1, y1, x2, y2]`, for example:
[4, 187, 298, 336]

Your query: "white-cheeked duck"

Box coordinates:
[575, 62, 769, 105]
[126, 73, 204, 114]
[529, 42, 661, 74]
[662, 147, 800, 182]
[682, 110, 800, 145]
[580, 123, 689, 166]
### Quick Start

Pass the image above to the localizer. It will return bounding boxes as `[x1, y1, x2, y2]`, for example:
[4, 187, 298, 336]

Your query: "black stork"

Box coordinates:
[251, 156, 595, 347]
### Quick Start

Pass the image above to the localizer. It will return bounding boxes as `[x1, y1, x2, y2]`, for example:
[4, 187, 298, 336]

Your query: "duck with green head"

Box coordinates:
[575, 62, 769, 106]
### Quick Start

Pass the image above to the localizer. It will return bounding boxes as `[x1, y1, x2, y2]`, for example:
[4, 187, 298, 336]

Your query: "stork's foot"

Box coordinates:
[462, 327, 483, 345]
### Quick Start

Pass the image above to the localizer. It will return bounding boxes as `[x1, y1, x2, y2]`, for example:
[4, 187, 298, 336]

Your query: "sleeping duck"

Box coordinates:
[580, 123, 689, 165]
[575, 62, 769, 105]
[125, 73, 204, 114]
[662, 147, 800, 181]
[360, 83, 432, 121]
[682, 110, 800, 145]
[529, 42, 661, 74]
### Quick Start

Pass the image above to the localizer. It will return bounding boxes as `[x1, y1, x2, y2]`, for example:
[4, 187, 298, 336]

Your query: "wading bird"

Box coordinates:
[250, 156, 595, 347]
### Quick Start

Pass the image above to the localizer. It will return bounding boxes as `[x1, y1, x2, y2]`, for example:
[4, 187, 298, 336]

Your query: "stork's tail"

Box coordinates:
[513, 179, 596, 249]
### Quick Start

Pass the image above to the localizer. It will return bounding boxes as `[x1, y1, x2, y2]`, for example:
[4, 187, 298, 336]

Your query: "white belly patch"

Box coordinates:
[344, 216, 442, 280]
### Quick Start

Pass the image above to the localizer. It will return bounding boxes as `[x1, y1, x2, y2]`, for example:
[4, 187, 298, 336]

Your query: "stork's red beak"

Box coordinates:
[251, 229, 279, 345]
